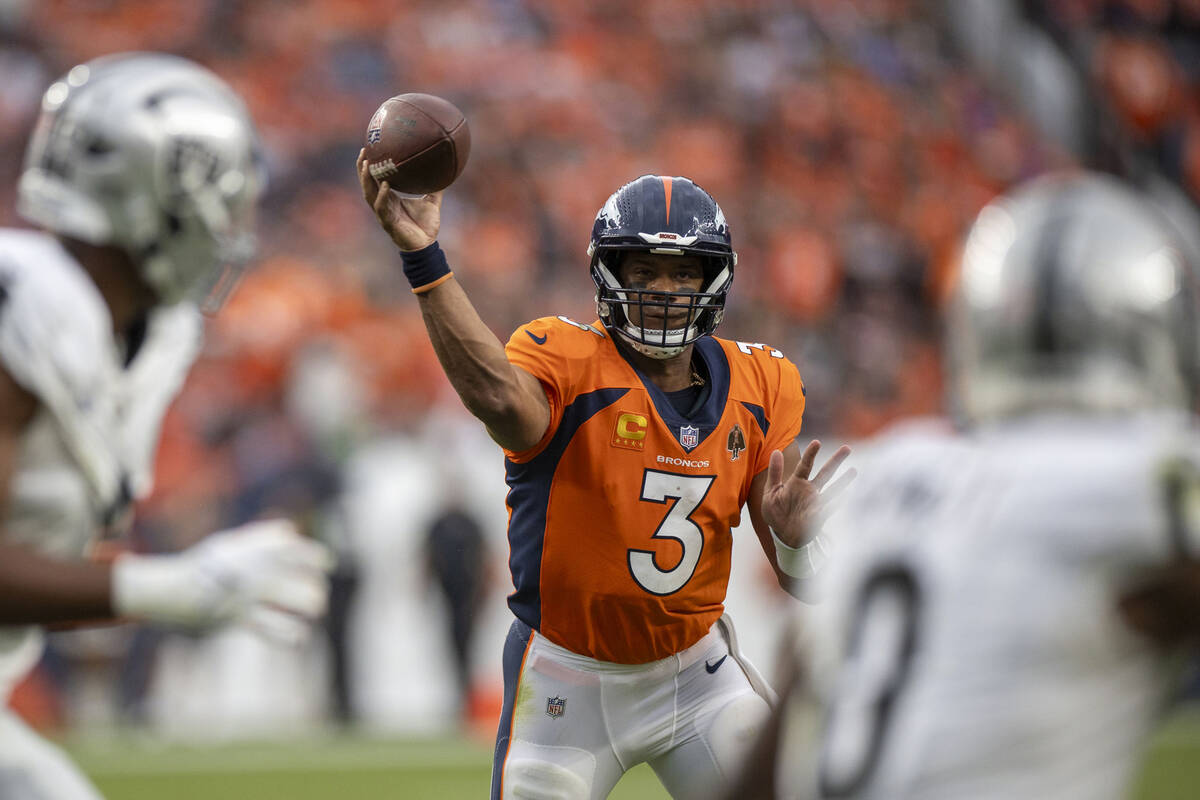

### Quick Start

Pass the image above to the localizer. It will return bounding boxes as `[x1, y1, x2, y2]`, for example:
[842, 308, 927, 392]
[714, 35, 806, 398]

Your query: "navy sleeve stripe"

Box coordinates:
[504, 387, 629, 629]
[741, 401, 768, 436]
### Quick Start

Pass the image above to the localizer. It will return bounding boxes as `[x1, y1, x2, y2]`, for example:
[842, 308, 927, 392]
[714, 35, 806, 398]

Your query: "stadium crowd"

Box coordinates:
[1, 0, 1198, 730]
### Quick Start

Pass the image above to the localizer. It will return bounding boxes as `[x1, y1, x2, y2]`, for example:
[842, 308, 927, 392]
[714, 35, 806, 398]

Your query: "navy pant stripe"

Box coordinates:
[490, 618, 534, 799]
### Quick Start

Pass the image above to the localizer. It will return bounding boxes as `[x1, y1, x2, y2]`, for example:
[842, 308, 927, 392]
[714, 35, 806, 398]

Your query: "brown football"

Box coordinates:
[363, 93, 471, 195]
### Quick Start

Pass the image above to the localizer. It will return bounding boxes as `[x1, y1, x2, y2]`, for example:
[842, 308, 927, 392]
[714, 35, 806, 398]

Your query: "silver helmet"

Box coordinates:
[18, 52, 264, 311]
[949, 172, 1198, 424]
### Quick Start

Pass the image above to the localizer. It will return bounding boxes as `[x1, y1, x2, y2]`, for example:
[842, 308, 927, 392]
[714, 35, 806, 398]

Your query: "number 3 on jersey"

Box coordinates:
[627, 470, 715, 595]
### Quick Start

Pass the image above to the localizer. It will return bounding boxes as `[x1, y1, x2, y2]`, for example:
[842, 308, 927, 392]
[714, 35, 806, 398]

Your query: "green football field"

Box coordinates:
[64, 706, 1200, 799]
[66, 731, 666, 800]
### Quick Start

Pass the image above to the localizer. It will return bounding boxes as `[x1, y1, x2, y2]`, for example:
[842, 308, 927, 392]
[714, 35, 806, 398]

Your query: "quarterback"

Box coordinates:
[359, 164, 852, 798]
[0, 54, 331, 798]
[734, 172, 1200, 800]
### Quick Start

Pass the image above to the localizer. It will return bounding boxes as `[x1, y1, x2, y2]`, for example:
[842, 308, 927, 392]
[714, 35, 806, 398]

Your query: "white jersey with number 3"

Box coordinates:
[808, 414, 1199, 800]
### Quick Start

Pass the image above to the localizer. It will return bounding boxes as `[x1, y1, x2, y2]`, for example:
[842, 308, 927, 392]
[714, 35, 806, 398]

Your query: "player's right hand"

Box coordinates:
[1117, 561, 1200, 648]
[111, 518, 334, 644]
[762, 440, 855, 549]
[357, 148, 442, 251]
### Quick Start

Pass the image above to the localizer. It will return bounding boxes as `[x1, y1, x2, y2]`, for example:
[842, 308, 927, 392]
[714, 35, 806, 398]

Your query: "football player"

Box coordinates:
[734, 172, 1200, 799]
[359, 160, 854, 798]
[0, 53, 332, 799]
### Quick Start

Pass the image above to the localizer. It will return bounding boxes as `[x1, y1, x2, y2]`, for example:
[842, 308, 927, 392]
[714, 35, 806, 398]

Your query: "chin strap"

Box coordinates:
[628, 340, 686, 359]
[621, 323, 692, 359]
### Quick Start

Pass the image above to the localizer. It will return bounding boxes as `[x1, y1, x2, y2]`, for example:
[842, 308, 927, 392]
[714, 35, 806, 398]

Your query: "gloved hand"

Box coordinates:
[111, 518, 334, 644]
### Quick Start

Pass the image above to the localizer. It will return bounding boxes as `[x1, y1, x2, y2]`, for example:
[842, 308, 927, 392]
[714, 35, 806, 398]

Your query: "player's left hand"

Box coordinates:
[762, 439, 855, 549]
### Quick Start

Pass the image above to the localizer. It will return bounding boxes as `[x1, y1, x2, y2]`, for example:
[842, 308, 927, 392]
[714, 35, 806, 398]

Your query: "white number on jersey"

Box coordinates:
[628, 470, 715, 595]
[735, 341, 783, 358]
[556, 315, 604, 336]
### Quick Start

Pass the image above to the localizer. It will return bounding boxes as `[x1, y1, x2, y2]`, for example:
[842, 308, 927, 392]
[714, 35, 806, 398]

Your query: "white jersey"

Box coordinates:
[806, 414, 1199, 800]
[0, 229, 202, 699]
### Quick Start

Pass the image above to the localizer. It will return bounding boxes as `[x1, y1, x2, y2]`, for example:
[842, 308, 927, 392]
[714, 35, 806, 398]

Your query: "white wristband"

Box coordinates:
[771, 527, 829, 580]
[111, 552, 228, 625]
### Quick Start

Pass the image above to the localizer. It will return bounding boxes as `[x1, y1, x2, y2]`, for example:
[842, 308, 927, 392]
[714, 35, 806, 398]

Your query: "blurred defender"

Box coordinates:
[0, 53, 331, 799]
[767, 172, 1200, 800]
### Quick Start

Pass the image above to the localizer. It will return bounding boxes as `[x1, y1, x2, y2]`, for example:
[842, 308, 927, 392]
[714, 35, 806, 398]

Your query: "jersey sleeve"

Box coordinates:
[756, 355, 807, 475]
[0, 257, 111, 405]
[121, 303, 204, 498]
[502, 316, 572, 463]
[0, 237, 125, 508]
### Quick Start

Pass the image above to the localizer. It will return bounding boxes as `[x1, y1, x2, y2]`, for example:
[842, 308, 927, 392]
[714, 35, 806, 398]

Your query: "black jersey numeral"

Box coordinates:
[820, 563, 922, 797]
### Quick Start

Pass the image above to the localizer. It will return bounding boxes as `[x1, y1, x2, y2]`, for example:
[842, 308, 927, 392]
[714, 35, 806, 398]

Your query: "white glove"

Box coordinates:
[111, 518, 334, 644]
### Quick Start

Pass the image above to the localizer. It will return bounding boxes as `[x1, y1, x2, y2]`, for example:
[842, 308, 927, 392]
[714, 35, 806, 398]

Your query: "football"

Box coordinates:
[363, 93, 471, 195]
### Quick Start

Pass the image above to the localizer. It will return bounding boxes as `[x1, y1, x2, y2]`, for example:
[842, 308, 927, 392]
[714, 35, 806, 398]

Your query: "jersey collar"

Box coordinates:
[615, 335, 731, 453]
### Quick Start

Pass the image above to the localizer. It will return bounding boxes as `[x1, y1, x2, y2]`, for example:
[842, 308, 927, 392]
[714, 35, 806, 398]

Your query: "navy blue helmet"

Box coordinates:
[588, 175, 736, 358]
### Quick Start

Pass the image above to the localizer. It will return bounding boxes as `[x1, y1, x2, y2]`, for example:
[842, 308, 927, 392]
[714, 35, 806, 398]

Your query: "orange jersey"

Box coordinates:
[502, 316, 806, 664]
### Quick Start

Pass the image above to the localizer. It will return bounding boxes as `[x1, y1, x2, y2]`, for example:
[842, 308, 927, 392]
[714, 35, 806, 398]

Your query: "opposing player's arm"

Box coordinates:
[722, 623, 811, 800]
[357, 150, 550, 452]
[1117, 458, 1200, 649]
[0, 361, 332, 637]
[1117, 562, 1200, 648]
[749, 439, 854, 598]
[0, 362, 115, 624]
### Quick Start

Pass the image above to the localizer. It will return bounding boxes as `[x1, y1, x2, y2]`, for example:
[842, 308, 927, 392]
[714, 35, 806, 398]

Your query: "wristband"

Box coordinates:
[400, 241, 453, 294]
[111, 553, 216, 625]
[771, 527, 829, 580]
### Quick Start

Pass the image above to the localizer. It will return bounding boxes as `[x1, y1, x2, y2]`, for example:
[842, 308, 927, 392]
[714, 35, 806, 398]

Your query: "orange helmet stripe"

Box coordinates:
[662, 176, 673, 226]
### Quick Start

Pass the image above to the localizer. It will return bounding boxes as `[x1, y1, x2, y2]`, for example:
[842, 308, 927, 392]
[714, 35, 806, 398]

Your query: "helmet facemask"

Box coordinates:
[592, 248, 732, 359]
[587, 175, 736, 359]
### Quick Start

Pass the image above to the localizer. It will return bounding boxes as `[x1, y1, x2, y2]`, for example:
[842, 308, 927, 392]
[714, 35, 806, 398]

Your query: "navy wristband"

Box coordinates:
[400, 241, 452, 293]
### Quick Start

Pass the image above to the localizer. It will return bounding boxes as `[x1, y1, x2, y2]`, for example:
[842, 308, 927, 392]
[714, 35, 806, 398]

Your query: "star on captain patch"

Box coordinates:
[727, 423, 746, 461]
[546, 696, 566, 719]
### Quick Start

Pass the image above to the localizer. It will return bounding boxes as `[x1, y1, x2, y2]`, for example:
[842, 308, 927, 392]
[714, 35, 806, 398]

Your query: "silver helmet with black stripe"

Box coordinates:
[18, 52, 264, 312]
[949, 171, 1199, 424]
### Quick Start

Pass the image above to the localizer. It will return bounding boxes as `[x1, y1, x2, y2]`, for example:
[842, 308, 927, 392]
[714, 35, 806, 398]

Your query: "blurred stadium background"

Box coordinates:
[2, 0, 1200, 797]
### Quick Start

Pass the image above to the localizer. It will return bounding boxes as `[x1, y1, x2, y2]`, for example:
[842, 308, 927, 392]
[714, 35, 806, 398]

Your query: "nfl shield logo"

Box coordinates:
[546, 696, 566, 719]
[366, 107, 386, 144]
[679, 425, 700, 450]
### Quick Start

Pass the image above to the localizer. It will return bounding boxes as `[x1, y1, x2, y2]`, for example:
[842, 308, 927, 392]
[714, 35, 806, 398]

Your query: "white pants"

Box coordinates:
[492, 615, 774, 800]
[0, 709, 102, 800]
